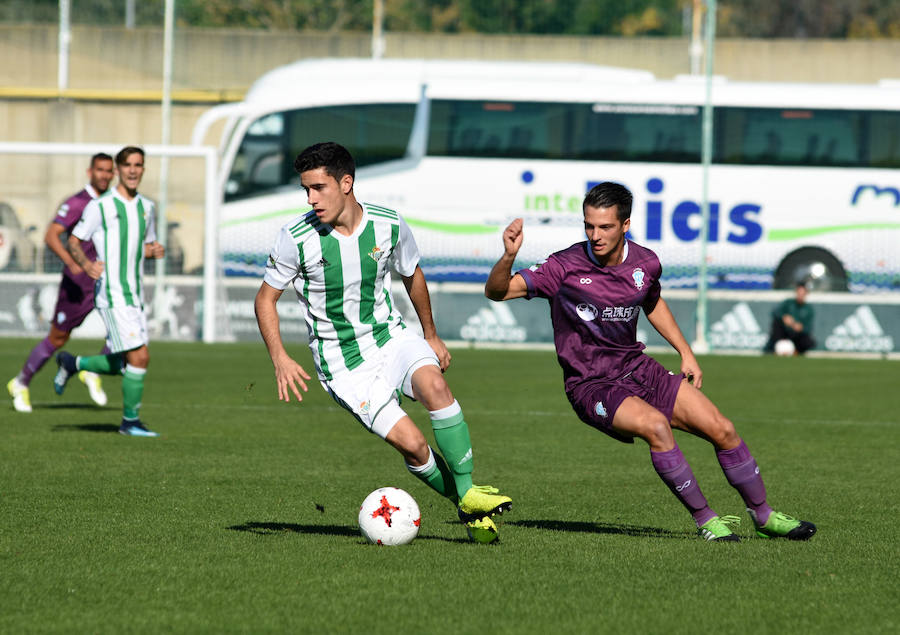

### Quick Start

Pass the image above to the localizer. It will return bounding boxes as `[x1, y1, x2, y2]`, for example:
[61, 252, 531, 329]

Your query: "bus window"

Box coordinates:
[577, 104, 701, 162]
[867, 111, 900, 168]
[428, 100, 569, 159]
[722, 107, 863, 167]
[225, 103, 416, 201]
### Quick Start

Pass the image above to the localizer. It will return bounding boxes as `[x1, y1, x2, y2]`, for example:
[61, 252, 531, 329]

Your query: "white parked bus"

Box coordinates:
[192, 58, 900, 292]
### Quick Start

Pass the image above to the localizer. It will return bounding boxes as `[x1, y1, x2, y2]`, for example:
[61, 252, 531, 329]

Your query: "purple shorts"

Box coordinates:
[567, 355, 685, 444]
[51, 272, 96, 332]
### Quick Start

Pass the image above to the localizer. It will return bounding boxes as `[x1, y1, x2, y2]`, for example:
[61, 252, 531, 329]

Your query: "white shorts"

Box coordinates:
[323, 331, 439, 439]
[98, 305, 149, 353]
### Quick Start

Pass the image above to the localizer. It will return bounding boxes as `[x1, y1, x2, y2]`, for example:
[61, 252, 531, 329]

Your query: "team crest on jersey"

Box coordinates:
[368, 246, 384, 262]
[57, 204, 69, 217]
[632, 268, 645, 289]
[594, 401, 607, 418]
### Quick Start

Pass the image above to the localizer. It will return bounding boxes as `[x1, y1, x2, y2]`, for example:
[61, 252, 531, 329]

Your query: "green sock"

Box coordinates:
[407, 448, 458, 504]
[78, 353, 125, 375]
[431, 407, 474, 500]
[122, 367, 146, 420]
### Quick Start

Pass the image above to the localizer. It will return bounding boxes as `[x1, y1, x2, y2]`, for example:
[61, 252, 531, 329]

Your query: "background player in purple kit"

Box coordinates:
[7, 153, 113, 413]
[485, 181, 816, 542]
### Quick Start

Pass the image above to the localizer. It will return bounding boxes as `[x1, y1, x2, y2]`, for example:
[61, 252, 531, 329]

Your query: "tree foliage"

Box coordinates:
[2, 0, 899, 38]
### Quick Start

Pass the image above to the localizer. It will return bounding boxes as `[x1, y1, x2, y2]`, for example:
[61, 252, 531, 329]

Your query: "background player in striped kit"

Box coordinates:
[485, 181, 815, 542]
[255, 142, 512, 542]
[54, 146, 166, 437]
[7, 153, 114, 413]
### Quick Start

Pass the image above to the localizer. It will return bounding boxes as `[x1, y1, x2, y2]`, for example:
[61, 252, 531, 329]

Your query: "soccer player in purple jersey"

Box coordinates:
[485, 181, 816, 542]
[7, 153, 114, 413]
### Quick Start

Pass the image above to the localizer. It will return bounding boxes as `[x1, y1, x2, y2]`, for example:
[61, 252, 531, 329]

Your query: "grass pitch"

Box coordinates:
[1, 338, 897, 634]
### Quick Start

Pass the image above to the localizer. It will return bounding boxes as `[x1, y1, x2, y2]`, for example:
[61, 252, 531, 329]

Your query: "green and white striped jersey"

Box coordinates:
[264, 203, 419, 381]
[72, 189, 157, 310]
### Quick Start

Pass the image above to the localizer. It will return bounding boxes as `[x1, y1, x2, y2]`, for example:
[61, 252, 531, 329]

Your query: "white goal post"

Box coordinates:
[0, 141, 223, 343]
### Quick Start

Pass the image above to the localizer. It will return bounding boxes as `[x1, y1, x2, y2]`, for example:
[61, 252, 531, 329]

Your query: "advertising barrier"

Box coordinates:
[0, 275, 897, 357]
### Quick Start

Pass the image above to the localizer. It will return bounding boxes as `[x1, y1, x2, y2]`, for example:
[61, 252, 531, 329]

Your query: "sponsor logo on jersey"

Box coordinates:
[601, 306, 639, 322]
[708, 302, 767, 349]
[632, 267, 645, 289]
[576, 302, 599, 321]
[825, 305, 894, 352]
[594, 401, 607, 418]
[579, 277, 592, 285]
[368, 245, 383, 262]
[460, 302, 526, 342]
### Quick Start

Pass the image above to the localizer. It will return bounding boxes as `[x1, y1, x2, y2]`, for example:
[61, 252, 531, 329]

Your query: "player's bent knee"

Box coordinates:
[411, 366, 453, 408]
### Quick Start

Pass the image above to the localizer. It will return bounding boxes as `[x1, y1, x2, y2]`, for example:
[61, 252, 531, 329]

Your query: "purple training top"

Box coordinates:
[54, 187, 99, 292]
[517, 239, 662, 394]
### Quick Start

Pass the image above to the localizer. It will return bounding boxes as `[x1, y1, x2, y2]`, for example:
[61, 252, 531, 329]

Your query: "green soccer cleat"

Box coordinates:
[698, 515, 741, 542]
[457, 485, 512, 523]
[750, 509, 817, 540]
[7, 377, 32, 413]
[466, 516, 499, 544]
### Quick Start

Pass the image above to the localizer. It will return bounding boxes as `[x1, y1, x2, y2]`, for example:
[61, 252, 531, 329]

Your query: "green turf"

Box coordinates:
[1, 338, 897, 634]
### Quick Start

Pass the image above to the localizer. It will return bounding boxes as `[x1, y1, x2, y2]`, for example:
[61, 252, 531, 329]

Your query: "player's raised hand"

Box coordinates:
[273, 355, 311, 402]
[503, 218, 524, 257]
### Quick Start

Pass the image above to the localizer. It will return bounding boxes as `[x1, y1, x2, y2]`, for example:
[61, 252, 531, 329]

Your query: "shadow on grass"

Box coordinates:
[51, 423, 119, 433]
[41, 403, 114, 411]
[227, 521, 470, 544]
[509, 518, 689, 539]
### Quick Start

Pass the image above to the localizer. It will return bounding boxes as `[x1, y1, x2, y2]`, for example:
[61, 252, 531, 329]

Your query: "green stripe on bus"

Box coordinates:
[768, 222, 900, 241]
[319, 234, 363, 371]
[221, 207, 310, 228]
[113, 199, 135, 307]
[404, 216, 497, 235]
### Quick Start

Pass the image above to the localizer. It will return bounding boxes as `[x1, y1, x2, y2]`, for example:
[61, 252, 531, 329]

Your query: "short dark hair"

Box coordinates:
[583, 182, 633, 222]
[115, 146, 144, 166]
[293, 142, 355, 183]
[90, 152, 113, 167]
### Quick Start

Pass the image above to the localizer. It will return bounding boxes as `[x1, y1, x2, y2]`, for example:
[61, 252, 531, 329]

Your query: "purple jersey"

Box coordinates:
[54, 186, 99, 292]
[517, 239, 663, 394]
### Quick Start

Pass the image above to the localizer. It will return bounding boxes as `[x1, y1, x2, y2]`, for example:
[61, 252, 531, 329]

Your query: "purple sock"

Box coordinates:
[651, 444, 716, 527]
[716, 439, 773, 525]
[18, 337, 58, 386]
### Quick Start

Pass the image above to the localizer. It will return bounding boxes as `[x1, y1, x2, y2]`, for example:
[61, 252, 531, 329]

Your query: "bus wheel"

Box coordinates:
[773, 248, 847, 291]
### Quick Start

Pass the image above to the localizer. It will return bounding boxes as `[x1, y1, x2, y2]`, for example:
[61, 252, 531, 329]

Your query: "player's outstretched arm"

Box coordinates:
[402, 266, 451, 371]
[485, 218, 528, 301]
[254, 281, 310, 402]
[646, 297, 703, 388]
[46, 222, 82, 275]
[67, 234, 104, 280]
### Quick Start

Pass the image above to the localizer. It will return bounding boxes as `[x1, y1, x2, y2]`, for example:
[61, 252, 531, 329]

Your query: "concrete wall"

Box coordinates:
[1, 25, 898, 273]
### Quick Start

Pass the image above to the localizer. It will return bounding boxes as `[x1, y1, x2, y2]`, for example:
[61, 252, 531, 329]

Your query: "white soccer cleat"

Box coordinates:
[78, 371, 108, 406]
[7, 377, 32, 413]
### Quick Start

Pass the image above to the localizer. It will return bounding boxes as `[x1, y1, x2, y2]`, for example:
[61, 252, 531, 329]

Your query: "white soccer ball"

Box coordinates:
[358, 487, 420, 546]
[774, 338, 796, 356]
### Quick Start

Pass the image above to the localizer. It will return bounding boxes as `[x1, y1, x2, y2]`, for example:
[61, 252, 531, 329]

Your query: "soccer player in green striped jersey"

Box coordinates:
[56, 146, 166, 437]
[255, 142, 512, 543]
